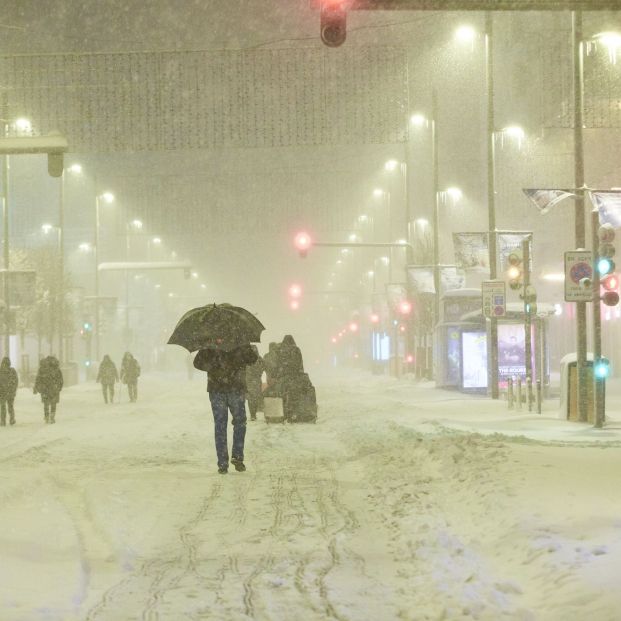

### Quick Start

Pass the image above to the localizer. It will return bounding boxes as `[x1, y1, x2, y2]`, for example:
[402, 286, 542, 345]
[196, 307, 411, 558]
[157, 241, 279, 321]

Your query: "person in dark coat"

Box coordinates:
[120, 352, 141, 402]
[278, 335, 304, 378]
[33, 356, 63, 424]
[262, 342, 281, 396]
[97, 354, 119, 404]
[194, 344, 258, 474]
[277, 335, 317, 423]
[245, 345, 265, 421]
[0, 357, 18, 426]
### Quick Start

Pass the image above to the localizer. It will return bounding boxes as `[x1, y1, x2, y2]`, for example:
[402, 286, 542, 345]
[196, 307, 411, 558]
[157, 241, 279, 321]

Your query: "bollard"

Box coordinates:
[527, 377, 533, 412]
[507, 377, 514, 410]
[516, 377, 523, 410]
[536, 378, 542, 415]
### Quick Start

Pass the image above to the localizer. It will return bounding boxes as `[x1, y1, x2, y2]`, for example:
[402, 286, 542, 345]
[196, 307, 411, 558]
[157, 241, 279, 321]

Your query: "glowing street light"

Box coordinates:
[41, 223, 54, 235]
[373, 188, 384, 198]
[67, 163, 82, 174]
[384, 159, 399, 172]
[410, 113, 427, 127]
[594, 31, 621, 63]
[101, 192, 114, 204]
[455, 25, 476, 44]
[445, 187, 463, 201]
[78, 242, 91, 253]
[14, 117, 32, 133]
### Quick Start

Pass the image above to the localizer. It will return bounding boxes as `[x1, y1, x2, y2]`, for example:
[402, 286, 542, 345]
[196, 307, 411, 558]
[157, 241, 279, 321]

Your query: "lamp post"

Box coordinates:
[41, 223, 62, 355]
[1, 117, 32, 357]
[125, 218, 143, 348]
[56, 163, 81, 364]
[94, 191, 114, 362]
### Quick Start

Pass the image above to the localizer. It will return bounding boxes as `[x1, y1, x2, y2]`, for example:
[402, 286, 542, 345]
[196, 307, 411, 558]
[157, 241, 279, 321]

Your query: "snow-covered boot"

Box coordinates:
[230, 457, 246, 472]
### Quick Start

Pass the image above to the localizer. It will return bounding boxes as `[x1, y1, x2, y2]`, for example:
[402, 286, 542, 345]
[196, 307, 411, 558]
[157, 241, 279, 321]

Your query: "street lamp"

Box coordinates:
[1, 116, 33, 355]
[94, 191, 115, 361]
[124, 218, 144, 347]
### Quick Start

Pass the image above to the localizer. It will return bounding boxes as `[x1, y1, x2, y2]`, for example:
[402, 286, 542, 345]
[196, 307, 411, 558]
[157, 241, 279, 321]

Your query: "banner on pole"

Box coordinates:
[590, 191, 621, 228]
[522, 188, 575, 214]
[453, 232, 489, 270]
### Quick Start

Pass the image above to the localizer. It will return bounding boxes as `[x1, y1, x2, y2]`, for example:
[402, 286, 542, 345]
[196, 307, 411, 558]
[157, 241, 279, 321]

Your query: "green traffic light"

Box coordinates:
[594, 358, 610, 379]
[597, 257, 615, 275]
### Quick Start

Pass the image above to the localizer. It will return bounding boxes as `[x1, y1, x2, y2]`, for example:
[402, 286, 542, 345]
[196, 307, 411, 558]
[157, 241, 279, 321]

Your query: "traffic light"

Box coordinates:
[594, 357, 611, 379]
[287, 282, 303, 310]
[81, 320, 93, 339]
[294, 231, 312, 258]
[597, 224, 616, 276]
[320, 0, 348, 47]
[506, 249, 523, 290]
[398, 300, 413, 316]
[524, 284, 537, 315]
[601, 273, 620, 306]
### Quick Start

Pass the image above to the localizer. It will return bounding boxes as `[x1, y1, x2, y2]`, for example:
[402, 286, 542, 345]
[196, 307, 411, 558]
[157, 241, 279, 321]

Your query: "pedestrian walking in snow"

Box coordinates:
[263, 342, 281, 393]
[97, 354, 119, 404]
[0, 357, 18, 426]
[120, 352, 141, 402]
[245, 345, 265, 421]
[194, 344, 258, 474]
[33, 356, 63, 424]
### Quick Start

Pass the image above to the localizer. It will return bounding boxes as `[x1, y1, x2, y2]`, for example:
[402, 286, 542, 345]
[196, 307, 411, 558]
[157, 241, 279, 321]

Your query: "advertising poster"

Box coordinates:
[453, 232, 489, 270]
[461, 331, 488, 389]
[498, 323, 526, 381]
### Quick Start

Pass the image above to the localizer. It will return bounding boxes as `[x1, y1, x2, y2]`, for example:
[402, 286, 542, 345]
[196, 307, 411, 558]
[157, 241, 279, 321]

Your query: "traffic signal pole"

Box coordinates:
[573, 10, 589, 423]
[592, 208, 604, 428]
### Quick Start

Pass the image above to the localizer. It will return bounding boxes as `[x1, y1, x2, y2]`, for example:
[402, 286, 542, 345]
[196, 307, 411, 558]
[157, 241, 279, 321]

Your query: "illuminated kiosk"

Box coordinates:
[436, 288, 556, 394]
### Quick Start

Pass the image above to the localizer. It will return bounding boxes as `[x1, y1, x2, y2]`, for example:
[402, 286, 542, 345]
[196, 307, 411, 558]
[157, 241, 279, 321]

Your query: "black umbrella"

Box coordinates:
[167, 303, 265, 352]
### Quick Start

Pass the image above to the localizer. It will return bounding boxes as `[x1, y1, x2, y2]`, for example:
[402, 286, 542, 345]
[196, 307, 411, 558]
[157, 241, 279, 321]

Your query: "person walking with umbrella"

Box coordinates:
[194, 344, 258, 473]
[168, 303, 265, 474]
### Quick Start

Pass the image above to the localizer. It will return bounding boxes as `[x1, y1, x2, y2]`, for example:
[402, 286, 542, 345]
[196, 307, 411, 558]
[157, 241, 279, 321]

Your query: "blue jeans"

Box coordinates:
[209, 391, 247, 468]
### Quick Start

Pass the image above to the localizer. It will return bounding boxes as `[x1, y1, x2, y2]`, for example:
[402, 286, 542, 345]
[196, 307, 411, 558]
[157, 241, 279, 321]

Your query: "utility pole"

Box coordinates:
[486, 11, 499, 399]
[1, 123, 9, 357]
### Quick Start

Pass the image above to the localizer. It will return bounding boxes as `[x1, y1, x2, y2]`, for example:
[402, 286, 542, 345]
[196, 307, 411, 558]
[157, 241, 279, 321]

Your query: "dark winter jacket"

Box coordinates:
[97, 355, 119, 385]
[263, 343, 281, 385]
[0, 357, 18, 400]
[33, 357, 63, 404]
[120, 354, 140, 384]
[278, 335, 304, 378]
[194, 345, 258, 393]
[245, 347, 266, 395]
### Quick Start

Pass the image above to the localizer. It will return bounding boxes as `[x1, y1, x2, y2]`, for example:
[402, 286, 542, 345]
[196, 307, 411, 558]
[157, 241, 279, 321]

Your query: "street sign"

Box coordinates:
[311, 0, 621, 9]
[482, 280, 506, 318]
[564, 250, 593, 302]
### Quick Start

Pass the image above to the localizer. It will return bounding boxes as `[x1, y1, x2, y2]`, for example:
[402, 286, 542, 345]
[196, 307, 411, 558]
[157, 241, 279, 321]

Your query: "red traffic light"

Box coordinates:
[320, 0, 347, 47]
[288, 283, 303, 298]
[289, 299, 300, 310]
[602, 274, 619, 291]
[602, 290, 620, 306]
[398, 300, 412, 315]
[348, 321, 359, 332]
[294, 231, 312, 258]
[370, 312, 380, 324]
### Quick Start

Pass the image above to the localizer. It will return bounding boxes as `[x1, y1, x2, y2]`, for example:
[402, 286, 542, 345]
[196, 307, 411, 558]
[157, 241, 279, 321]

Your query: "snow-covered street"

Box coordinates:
[2, 372, 621, 621]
